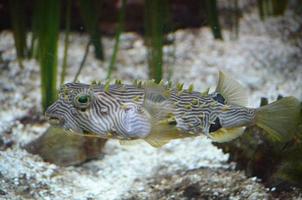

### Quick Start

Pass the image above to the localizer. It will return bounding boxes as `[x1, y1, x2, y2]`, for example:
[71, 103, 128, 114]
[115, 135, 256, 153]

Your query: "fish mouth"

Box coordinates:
[45, 113, 64, 126]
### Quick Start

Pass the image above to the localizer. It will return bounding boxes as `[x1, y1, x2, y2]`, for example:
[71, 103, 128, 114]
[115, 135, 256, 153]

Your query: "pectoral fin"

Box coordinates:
[209, 127, 245, 143]
[141, 82, 190, 148]
[143, 81, 174, 120]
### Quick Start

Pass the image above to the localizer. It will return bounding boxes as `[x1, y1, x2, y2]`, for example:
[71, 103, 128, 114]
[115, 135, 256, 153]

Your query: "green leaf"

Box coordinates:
[145, 0, 168, 83]
[34, 0, 60, 111]
[205, 0, 223, 40]
[9, 0, 27, 68]
[78, 0, 104, 60]
[60, 0, 72, 84]
[107, 0, 127, 79]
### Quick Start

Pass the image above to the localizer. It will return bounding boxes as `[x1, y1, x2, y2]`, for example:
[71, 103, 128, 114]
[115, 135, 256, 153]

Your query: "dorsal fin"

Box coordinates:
[215, 71, 248, 106]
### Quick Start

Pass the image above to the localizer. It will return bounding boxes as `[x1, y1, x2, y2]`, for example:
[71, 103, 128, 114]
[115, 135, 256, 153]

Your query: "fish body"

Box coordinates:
[45, 72, 301, 147]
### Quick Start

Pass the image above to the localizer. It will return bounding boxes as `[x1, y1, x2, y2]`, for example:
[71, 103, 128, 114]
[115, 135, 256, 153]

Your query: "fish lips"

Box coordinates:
[45, 113, 65, 127]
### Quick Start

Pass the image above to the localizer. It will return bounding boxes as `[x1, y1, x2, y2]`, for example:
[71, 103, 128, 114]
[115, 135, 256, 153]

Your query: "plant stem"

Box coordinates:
[231, 0, 239, 40]
[35, 0, 60, 111]
[258, 0, 265, 20]
[206, 0, 223, 40]
[272, 0, 288, 16]
[61, 0, 72, 84]
[107, 0, 127, 79]
[9, 0, 27, 68]
[74, 40, 91, 82]
[145, 0, 166, 83]
[78, 0, 104, 60]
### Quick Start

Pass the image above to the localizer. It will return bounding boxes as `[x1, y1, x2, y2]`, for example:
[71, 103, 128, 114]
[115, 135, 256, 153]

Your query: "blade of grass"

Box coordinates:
[257, 0, 265, 21]
[145, 0, 166, 83]
[35, 0, 60, 111]
[106, 0, 127, 79]
[267, 0, 274, 16]
[258, 0, 288, 21]
[230, 0, 239, 40]
[205, 0, 223, 40]
[272, 0, 288, 16]
[74, 40, 91, 82]
[60, 0, 72, 84]
[78, 0, 104, 60]
[262, 0, 273, 18]
[29, 0, 39, 59]
[9, 0, 27, 68]
[163, 1, 174, 81]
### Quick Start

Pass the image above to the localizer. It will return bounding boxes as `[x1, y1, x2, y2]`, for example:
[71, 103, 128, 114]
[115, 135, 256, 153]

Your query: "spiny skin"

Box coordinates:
[45, 82, 256, 139]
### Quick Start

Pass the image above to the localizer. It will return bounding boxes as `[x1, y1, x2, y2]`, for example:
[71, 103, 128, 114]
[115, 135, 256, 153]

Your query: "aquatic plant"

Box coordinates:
[78, 0, 104, 60]
[60, 0, 72, 84]
[107, 0, 127, 79]
[230, 0, 240, 40]
[258, 0, 288, 20]
[35, 0, 60, 111]
[9, 0, 27, 68]
[144, 0, 168, 83]
[74, 40, 91, 82]
[205, 0, 223, 40]
[8, 0, 293, 114]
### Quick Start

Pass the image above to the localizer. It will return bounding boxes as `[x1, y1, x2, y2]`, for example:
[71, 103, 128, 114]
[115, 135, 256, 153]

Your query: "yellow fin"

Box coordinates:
[216, 71, 248, 106]
[119, 139, 143, 146]
[255, 96, 301, 141]
[143, 124, 189, 148]
[144, 138, 169, 148]
[209, 127, 245, 143]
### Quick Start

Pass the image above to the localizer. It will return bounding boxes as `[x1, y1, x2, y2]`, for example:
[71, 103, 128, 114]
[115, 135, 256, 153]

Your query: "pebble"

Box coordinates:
[0, 189, 6, 195]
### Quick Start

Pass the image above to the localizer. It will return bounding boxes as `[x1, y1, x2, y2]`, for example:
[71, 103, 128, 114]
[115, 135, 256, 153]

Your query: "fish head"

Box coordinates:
[45, 82, 109, 136]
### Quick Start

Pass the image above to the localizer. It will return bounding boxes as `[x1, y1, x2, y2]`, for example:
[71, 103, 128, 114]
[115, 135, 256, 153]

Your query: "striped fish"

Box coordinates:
[45, 72, 301, 147]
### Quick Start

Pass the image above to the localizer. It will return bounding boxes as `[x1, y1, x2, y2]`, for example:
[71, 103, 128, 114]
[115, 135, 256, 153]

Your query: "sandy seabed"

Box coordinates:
[0, 10, 302, 200]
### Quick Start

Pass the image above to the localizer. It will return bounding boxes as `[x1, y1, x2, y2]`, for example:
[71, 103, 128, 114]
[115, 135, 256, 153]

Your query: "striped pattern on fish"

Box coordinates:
[45, 72, 301, 147]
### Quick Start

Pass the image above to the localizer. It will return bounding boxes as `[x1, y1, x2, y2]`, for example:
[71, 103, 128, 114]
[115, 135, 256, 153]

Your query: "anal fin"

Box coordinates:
[119, 139, 144, 146]
[209, 127, 245, 143]
[143, 124, 189, 148]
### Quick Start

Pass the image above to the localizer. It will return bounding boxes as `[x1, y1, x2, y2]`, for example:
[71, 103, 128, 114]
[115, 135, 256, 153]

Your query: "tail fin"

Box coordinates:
[255, 96, 301, 141]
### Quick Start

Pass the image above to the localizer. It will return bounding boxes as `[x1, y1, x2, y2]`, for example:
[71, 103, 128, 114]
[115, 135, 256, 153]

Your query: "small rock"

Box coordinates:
[16, 185, 30, 194]
[183, 183, 201, 198]
[24, 127, 107, 166]
[0, 189, 6, 195]
[0, 138, 4, 149]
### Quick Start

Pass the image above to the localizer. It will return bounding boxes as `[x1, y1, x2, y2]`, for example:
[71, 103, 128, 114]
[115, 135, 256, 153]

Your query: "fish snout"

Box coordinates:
[45, 108, 65, 126]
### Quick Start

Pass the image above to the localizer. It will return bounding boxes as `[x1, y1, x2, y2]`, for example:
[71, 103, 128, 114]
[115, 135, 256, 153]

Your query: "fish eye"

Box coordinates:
[78, 95, 89, 104]
[74, 93, 92, 109]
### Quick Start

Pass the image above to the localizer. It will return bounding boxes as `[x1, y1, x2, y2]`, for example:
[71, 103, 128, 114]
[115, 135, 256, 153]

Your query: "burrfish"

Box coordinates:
[45, 72, 301, 147]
